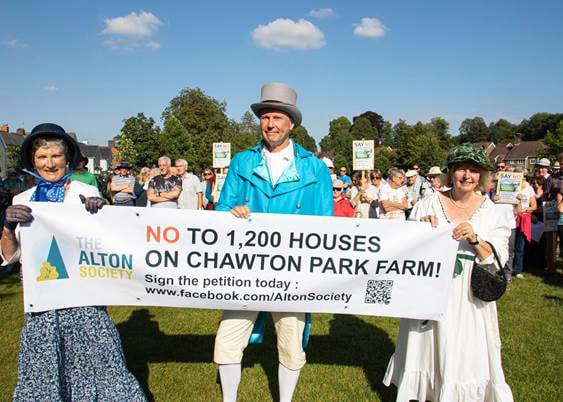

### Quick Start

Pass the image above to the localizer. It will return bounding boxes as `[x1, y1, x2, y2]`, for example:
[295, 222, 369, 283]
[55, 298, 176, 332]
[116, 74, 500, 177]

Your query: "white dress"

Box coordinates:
[383, 193, 514, 402]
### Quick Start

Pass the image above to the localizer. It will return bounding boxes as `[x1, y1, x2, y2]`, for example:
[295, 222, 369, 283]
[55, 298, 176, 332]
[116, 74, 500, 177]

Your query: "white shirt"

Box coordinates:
[178, 173, 202, 210]
[378, 185, 407, 219]
[519, 183, 535, 209]
[261, 140, 294, 185]
[350, 184, 380, 218]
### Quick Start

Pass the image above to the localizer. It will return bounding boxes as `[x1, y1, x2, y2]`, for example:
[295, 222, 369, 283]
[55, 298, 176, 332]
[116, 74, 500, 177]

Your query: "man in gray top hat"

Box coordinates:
[213, 82, 333, 402]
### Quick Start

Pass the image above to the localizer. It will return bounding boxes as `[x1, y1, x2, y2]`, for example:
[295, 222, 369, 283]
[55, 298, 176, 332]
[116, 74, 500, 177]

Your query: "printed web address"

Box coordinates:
[145, 287, 352, 303]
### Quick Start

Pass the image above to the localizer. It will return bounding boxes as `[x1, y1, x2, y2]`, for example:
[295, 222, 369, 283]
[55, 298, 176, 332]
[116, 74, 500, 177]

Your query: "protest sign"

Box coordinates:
[20, 204, 459, 320]
[212, 173, 227, 202]
[495, 172, 523, 204]
[352, 140, 374, 171]
[212, 143, 231, 168]
[543, 200, 559, 232]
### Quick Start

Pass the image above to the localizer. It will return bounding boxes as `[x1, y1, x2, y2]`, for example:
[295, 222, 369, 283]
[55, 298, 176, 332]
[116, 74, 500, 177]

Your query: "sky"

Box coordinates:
[1, 0, 562, 146]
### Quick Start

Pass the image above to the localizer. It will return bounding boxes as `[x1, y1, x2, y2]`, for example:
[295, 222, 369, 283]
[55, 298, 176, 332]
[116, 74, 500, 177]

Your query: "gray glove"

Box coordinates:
[4, 205, 33, 230]
[79, 195, 106, 214]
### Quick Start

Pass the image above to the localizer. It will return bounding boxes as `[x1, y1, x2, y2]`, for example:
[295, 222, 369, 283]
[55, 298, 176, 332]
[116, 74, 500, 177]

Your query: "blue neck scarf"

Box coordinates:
[24, 169, 72, 203]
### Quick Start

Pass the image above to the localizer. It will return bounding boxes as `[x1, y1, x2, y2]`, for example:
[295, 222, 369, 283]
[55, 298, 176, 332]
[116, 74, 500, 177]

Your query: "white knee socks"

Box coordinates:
[219, 363, 301, 402]
[219, 364, 241, 402]
[278, 364, 301, 402]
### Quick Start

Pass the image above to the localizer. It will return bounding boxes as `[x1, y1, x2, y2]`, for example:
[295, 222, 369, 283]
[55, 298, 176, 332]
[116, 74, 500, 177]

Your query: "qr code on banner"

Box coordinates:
[365, 280, 393, 305]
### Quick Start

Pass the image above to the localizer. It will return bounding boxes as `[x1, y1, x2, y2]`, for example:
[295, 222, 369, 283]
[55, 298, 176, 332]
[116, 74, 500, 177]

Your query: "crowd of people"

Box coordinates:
[323, 154, 563, 278]
[0, 81, 561, 402]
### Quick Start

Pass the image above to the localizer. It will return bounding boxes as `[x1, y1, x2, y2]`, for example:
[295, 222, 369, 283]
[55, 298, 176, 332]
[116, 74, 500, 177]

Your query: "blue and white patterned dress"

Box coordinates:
[5, 181, 147, 401]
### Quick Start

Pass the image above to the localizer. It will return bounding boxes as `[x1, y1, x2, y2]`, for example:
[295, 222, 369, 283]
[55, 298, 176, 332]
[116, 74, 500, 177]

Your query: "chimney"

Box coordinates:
[16, 128, 26, 136]
[108, 139, 115, 148]
[0, 124, 9, 133]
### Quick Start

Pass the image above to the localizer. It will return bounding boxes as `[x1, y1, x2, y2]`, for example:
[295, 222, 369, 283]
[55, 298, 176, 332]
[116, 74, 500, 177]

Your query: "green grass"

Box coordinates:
[1, 266, 562, 402]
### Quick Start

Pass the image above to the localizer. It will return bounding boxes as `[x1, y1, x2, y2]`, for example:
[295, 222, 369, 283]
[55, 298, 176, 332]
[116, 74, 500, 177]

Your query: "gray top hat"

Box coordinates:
[251, 82, 302, 126]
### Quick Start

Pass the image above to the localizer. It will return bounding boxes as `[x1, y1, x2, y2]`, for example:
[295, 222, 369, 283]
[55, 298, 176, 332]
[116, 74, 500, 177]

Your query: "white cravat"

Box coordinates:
[262, 140, 294, 185]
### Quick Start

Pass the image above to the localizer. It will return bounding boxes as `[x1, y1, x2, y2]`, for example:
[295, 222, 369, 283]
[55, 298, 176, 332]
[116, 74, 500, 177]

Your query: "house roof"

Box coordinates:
[0, 132, 26, 147]
[504, 141, 546, 160]
[78, 143, 101, 158]
[472, 142, 494, 150]
[99, 146, 112, 161]
[488, 143, 514, 160]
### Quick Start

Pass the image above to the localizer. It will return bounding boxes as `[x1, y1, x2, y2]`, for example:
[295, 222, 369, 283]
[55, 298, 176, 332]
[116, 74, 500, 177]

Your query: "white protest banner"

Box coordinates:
[213, 142, 231, 168]
[20, 204, 459, 320]
[352, 140, 375, 171]
[495, 172, 523, 204]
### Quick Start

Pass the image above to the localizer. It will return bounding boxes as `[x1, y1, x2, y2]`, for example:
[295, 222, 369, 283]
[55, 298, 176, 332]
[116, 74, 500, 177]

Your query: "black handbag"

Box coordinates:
[470, 241, 508, 302]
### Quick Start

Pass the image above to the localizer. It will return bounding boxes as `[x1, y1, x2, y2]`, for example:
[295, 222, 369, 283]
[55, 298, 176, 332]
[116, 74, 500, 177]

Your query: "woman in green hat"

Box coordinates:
[384, 144, 513, 401]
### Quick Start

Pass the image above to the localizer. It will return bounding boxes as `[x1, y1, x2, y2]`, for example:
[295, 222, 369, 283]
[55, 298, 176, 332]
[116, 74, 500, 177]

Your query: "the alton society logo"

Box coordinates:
[37, 237, 69, 282]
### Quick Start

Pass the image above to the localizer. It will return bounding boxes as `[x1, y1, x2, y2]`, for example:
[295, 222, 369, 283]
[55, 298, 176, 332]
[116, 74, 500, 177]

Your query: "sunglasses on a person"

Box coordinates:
[333, 187, 343, 191]
[371, 176, 382, 180]
[203, 172, 213, 176]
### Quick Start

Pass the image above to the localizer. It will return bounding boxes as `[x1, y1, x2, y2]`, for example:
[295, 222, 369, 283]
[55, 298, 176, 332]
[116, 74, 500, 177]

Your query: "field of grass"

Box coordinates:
[0, 265, 561, 401]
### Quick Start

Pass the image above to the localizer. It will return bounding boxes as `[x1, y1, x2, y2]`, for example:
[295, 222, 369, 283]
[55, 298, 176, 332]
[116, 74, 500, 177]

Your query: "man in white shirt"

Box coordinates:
[175, 159, 203, 210]
[379, 168, 408, 220]
[213, 82, 332, 402]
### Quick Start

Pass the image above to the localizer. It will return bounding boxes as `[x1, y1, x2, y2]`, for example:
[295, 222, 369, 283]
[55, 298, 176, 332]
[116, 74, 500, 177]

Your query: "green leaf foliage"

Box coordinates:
[374, 147, 392, 174]
[393, 120, 447, 172]
[518, 113, 563, 141]
[290, 125, 317, 153]
[319, 116, 353, 170]
[380, 121, 394, 147]
[488, 118, 518, 143]
[350, 117, 377, 143]
[4, 145, 22, 170]
[458, 117, 490, 143]
[231, 112, 262, 156]
[116, 113, 161, 168]
[159, 114, 194, 168]
[537, 121, 563, 161]
[163, 88, 233, 173]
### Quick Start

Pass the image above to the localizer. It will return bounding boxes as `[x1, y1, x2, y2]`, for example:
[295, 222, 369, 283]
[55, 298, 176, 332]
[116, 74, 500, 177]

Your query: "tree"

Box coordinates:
[163, 87, 233, 172]
[3, 145, 21, 170]
[354, 111, 385, 144]
[518, 113, 563, 140]
[159, 114, 193, 167]
[416, 129, 447, 173]
[319, 116, 353, 170]
[290, 126, 317, 152]
[458, 117, 490, 143]
[350, 117, 377, 142]
[392, 120, 448, 172]
[430, 117, 454, 149]
[394, 120, 418, 168]
[228, 112, 261, 156]
[489, 119, 518, 143]
[374, 147, 392, 174]
[116, 113, 161, 168]
[538, 121, 563, 161]
[238, 111, 260, 135]
[380, 121, 394, 147]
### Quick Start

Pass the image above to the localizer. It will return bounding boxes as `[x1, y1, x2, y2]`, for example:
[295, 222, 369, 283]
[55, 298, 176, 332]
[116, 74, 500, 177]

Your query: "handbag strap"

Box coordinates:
[483, 241, 507, 281]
